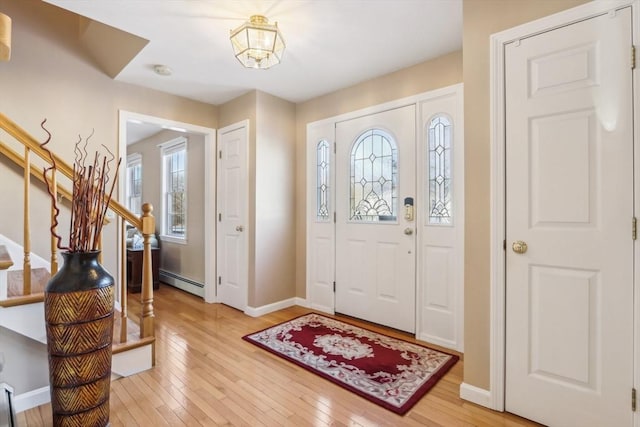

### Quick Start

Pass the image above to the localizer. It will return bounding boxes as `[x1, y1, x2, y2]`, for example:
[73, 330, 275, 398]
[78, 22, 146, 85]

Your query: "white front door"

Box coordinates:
[505, 8, 634, 426]
[216, 122, 248, 311]
[335, 105, 416, 333]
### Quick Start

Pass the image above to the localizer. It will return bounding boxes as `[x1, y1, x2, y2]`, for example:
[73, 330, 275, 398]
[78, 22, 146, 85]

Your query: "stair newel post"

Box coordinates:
[140, 203, 155, 345]
[119, 216, 128, 343]
[23, 146, 31, 294]
[50, 173, 59, 275]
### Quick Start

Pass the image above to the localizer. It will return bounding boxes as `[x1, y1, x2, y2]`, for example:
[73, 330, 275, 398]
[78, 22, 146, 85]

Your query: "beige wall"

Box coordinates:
[0, 0, 217, 276]
[218, 91, 296, 307]
[255, 91, 296, 307]
[294, 50, 463, 297]
[127, 130, 206, 283]
[462, 0, 590, 390]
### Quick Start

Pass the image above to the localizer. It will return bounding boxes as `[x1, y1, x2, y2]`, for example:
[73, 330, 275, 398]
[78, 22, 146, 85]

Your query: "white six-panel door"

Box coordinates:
[216, 121, 249, 311]
[505, 8, 634, 426]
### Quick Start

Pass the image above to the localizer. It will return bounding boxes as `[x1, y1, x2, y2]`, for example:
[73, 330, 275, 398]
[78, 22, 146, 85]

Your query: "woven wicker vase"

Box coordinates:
[44, 251, 114, 427]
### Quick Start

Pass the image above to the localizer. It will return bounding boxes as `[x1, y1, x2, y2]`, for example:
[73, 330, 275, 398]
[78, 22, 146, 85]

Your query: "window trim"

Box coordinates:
[126, 153, 143, 217]
[160, 137, 188, 243]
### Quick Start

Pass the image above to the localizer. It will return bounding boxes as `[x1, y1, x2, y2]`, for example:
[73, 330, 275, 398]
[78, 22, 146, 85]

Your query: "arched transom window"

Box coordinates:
[350, 129, 398, 222]
[428, 114, 452, 225]
[316, 139, 330, 221]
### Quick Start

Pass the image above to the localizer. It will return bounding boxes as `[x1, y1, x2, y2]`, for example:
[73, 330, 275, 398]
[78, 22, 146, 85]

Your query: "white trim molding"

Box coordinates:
[489, 0, 639, 414]
[14, 386, 49, 413]
[245, 298, 299, 318]
[459, 383, 492, 409]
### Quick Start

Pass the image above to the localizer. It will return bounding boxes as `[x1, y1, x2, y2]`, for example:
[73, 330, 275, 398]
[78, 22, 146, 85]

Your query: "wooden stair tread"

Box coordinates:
[0, 245, 13, 270]
[7, 267, 49, 297]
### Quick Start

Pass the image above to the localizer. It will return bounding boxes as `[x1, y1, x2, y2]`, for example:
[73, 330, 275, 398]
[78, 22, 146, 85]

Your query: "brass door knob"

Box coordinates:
[236, 225, 244, 232]
[512, 240, 528, 254]
[404, 228, 414, 235]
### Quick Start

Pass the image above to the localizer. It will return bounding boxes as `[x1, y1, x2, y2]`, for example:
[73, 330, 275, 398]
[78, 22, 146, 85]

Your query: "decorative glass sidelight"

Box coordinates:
[316, 139, 330, 221]
[350, 129, 398, 221]
[428, 114, 452, 225]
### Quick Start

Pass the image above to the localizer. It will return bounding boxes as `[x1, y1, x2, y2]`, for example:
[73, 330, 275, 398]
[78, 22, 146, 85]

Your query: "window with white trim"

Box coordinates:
[126, 153, 142, 216]
[316, 139, 330, 221]
[427, 114, 452, 225]
[161, 138, 187, 240]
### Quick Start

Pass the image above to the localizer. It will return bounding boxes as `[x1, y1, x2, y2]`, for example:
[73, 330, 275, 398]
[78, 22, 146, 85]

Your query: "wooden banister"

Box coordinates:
[0, 113, 141, 229]
[0, 141, 73, 202]
[0, 112, 155, 359]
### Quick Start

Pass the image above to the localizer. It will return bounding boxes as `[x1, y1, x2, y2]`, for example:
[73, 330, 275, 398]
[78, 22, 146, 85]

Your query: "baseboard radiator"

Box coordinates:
[159, 270, 204, 297]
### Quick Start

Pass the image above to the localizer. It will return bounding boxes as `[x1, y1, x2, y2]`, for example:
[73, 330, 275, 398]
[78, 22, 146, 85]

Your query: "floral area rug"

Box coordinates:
[242, 313, 458, 415]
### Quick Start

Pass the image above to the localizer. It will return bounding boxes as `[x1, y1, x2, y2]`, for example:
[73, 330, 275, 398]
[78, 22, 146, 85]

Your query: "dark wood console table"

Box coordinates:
[126, 248, 160, 293]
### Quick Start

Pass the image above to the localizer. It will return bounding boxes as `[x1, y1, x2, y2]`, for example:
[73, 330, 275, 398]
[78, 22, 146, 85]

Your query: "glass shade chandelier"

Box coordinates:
[230, 15, 285, 69]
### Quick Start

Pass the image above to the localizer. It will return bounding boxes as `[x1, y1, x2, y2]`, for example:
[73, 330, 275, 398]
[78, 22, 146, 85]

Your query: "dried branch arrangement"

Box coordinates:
[41, 119, 121, 252]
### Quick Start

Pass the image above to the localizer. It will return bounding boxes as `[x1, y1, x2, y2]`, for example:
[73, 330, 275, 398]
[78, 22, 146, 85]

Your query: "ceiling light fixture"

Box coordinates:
[230, 15, 285, 70]
[0, 12, 11, 61]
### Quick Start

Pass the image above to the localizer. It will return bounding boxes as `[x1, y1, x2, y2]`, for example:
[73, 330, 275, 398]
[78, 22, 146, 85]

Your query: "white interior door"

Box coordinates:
[505, 8, 634, 427]
[335, 105, 416, 333]
[216, 122, 248, 311]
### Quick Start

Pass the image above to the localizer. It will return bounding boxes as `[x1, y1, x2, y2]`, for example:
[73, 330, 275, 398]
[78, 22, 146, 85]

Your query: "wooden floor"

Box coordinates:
[19, 285, 543, 426]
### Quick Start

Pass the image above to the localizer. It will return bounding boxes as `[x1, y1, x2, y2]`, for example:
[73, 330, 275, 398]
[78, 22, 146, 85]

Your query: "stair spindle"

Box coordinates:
[22, 146, 31, 295]
[119, 217, 128, 344]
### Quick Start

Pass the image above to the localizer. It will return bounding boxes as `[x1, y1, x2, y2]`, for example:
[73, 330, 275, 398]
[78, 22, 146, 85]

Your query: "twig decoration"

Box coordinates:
[41, 122, 120, 253]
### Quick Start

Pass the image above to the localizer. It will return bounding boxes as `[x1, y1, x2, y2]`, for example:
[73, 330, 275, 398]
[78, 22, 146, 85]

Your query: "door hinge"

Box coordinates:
[633, 217, 637, 240]
[503, 239, 506, 250]
[219, 150, 222, 159]
[632, 388, 636, 411]
[632, 45, 636, 70]
[333, 281, 336, 292]
[334, 142, 336, 154]
[218, 276, 221, 285]
[218, 213, 222, 222]
[333, 212, 336, 223]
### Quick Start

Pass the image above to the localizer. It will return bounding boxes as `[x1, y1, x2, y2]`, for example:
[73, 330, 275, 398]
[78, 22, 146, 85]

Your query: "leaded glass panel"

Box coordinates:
[350, 129, 397, 222]
[428, 115, 452, 225]
[316, 140, 330, 221]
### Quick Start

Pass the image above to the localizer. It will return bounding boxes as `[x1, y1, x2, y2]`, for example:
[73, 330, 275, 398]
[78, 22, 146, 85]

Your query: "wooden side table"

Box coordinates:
[126, 248, 160, 293]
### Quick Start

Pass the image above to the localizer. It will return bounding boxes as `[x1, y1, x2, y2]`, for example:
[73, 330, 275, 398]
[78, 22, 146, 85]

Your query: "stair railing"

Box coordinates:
[0, 113, 155, 351]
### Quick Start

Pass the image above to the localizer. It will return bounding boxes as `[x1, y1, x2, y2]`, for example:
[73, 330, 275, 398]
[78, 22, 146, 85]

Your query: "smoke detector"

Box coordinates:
[153, 64, 172, 76]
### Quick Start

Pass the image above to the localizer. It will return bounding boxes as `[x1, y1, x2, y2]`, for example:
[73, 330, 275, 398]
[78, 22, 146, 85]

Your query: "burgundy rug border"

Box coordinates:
[242, 312, 459, 415]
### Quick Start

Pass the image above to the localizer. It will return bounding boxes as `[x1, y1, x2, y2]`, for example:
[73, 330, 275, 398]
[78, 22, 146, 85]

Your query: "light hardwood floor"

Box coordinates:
[19, 285, 542, 426]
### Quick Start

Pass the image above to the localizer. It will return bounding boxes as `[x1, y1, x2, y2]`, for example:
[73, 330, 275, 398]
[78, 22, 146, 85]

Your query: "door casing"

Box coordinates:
[484, 0, 640, 419]
[306, 84, 465, 351]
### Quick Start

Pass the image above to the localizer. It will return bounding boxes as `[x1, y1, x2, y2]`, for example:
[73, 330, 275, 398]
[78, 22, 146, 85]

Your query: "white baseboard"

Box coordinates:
[417, 332, 459, 352]
[294, 297, 309, 308]
[245, 297, 310, 317]
[14, 386, 50, 413]
[460, 382, 493, 409]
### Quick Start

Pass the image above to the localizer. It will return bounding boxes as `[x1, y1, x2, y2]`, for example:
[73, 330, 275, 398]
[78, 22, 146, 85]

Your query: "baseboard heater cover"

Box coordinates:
[159, 270, 204, 297]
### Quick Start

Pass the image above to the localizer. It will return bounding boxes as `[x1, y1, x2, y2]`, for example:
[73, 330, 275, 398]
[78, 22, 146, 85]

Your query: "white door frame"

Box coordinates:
[118, 110, 217, 303]
[487, 0, 640, 414]
[306, 83, 465, 350]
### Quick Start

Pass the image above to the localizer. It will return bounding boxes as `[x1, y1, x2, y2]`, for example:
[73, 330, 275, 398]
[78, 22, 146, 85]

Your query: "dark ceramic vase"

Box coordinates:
[44, 251, 114, 427]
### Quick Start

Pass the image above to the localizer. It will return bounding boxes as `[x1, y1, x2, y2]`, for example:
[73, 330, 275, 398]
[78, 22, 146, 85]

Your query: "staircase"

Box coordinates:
[0, 113, 156, 413]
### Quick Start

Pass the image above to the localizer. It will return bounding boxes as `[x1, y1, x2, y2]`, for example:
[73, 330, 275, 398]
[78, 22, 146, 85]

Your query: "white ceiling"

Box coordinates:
[43, 0, 463, 106]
